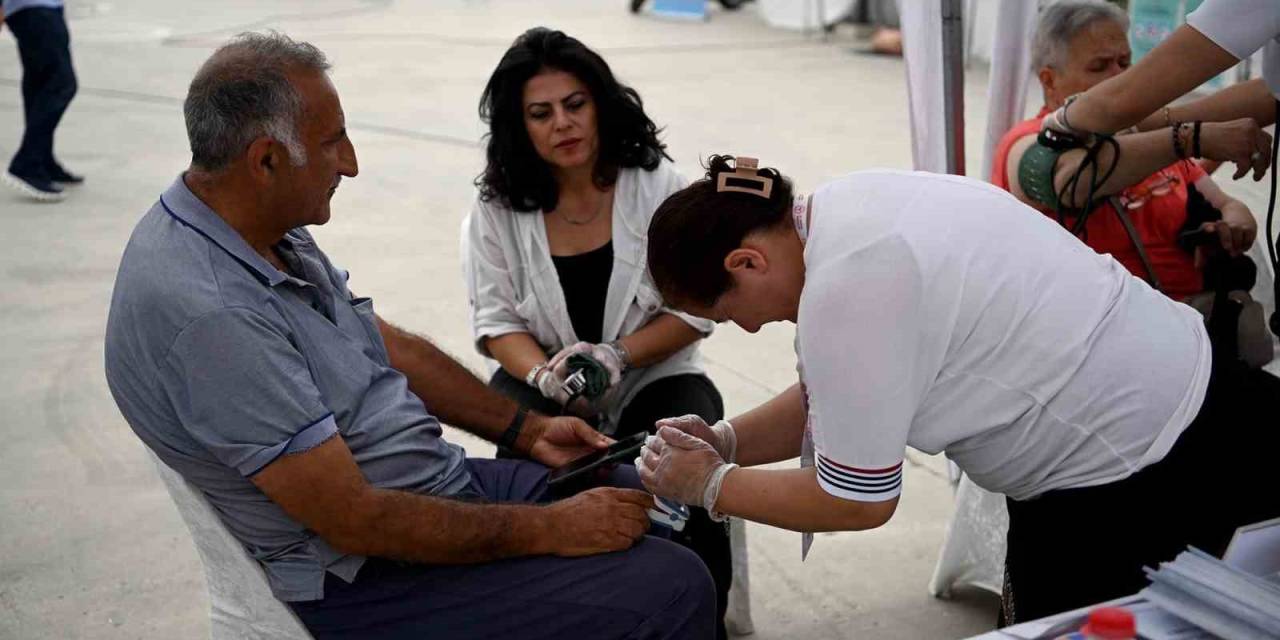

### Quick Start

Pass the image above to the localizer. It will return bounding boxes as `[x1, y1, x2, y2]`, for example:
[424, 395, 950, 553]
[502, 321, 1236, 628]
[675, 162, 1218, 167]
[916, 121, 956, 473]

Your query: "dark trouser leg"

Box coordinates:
[487, 367, 564, 459]
[291, 458, 716, 640]
[618, 374, 732, 640]
[1002, 360, 1280, 623]
[6, 7, 77, 181]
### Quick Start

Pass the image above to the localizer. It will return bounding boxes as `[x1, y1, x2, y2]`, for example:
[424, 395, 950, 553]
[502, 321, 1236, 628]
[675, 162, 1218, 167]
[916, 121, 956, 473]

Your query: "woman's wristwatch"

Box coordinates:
[607, 340, 632, 371]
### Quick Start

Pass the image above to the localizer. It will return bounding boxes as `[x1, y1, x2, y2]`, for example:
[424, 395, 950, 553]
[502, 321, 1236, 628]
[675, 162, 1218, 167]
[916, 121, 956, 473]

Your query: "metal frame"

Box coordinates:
[941, 0, 966, 176]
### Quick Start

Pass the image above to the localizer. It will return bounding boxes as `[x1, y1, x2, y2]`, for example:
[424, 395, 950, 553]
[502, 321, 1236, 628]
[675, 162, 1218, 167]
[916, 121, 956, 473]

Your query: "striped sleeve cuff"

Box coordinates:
[816, 454, 903, 502]
[241, 413, 338, 477]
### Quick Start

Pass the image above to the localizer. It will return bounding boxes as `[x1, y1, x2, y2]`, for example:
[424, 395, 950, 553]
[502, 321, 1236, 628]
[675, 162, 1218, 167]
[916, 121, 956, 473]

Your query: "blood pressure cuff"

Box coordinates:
[566, 353, 611, 401]
[1017, 141, 1065, 211]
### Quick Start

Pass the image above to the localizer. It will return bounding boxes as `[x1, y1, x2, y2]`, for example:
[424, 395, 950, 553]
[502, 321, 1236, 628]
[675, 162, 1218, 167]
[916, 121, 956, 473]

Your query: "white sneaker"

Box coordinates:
[3, 172, 67, 203]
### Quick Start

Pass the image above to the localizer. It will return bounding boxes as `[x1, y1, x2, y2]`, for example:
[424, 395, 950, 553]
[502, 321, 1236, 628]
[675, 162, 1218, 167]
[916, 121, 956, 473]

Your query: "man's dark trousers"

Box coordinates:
[6, 6, 77, 182]
[290, 459, 717, 640]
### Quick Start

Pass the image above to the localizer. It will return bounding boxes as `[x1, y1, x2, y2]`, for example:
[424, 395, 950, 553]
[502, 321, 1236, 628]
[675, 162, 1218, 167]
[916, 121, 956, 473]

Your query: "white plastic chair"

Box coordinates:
[146, 449, 312, 640]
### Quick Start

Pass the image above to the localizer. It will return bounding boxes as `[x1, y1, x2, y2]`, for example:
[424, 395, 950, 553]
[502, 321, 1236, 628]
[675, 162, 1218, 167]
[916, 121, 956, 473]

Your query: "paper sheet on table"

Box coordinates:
[1223, 516, 1280, 581]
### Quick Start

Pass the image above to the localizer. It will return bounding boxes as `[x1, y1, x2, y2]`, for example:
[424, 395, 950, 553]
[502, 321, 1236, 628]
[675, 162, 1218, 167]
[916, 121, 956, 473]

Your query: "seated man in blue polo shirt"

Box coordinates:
[103, 32, 713, 640]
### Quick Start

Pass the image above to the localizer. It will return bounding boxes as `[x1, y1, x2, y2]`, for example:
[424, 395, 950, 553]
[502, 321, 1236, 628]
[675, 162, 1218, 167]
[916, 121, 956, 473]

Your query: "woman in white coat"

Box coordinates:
[462, 28, 731, 637]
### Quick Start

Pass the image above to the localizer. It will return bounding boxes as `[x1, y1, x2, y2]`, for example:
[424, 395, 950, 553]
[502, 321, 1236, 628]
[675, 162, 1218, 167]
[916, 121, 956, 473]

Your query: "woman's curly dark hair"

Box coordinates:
[476, 27, 670, 212]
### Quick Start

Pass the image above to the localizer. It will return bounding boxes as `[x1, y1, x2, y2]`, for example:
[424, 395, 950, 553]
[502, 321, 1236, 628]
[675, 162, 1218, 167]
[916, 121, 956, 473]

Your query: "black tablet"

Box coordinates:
[546, 431, 647, 489]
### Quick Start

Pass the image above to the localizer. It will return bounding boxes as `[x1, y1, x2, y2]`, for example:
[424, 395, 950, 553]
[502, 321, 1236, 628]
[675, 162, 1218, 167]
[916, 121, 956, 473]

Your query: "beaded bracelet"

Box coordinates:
[1172, 122, 1187, 158]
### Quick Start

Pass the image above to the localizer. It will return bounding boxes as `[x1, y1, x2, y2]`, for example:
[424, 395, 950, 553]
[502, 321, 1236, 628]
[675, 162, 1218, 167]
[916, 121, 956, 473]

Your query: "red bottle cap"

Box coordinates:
[1081, 607, 1136, 639]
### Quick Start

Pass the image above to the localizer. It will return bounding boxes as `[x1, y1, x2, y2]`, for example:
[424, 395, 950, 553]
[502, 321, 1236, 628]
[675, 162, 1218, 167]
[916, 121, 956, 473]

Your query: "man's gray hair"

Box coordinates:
[1032, 1, 1129, 71]
[184, 32, 330, 171]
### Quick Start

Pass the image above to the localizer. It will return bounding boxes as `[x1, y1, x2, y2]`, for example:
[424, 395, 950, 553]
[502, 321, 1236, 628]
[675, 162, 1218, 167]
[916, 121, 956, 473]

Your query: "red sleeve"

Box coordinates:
[1181, 159, 1208, 184]
[989, 116, 1049, 189]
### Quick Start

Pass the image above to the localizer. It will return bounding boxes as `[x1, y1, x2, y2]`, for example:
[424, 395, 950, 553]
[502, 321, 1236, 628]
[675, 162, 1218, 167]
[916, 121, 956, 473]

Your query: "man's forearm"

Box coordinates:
[377, 317, 515, 442]
[732, 384, 807, 466]
[338, 488, 550, 564]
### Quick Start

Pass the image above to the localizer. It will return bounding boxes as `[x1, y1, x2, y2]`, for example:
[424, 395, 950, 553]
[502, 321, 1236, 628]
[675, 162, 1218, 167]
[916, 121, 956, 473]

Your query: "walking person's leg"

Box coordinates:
[41, 7, 79, 183]
[4, 7, 77, 199]
[616, 374, 732, 640]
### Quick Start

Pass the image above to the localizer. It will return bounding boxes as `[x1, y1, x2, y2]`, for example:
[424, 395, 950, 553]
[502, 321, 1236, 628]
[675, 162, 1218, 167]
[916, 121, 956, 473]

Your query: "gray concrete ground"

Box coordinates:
[1, 2, 1274, 639]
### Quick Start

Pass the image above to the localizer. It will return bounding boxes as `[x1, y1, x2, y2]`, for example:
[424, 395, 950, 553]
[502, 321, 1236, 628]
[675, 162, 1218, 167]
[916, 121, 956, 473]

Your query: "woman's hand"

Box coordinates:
[1199, 119, 1272, 181]
[654, 414, 737, 463]
[531, 363, 595, 418]
[636, 426, 732, 509]
[540, 342, 625, 417]
[547, 342, 624, 386]
[1202, 200, 1258, 258]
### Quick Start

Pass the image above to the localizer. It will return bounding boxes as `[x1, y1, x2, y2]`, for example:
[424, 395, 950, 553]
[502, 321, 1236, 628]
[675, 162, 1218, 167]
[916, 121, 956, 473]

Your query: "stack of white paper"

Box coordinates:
[1141, 548, 1280, 640]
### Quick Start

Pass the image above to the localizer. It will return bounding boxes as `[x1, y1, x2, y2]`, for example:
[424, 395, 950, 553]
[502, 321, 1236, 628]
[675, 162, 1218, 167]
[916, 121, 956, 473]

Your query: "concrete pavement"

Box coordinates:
[6, 1, 1269, 638]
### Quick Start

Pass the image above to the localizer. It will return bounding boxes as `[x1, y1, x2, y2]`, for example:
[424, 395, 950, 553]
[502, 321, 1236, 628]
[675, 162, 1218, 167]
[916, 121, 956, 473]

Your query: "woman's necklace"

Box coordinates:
[557, 191, 610, 226]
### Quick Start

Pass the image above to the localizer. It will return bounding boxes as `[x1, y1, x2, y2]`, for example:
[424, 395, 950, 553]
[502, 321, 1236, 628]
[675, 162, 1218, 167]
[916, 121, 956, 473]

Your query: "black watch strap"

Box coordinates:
[499, 406, 529, 450]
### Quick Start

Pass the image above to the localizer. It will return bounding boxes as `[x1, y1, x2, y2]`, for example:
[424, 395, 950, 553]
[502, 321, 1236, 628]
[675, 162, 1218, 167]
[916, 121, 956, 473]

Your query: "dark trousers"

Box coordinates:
[489, 369, 733, 640]
[1002, 362, 1280, 624]
[6, 7, 77, 181]
[290, 458, 716, 640]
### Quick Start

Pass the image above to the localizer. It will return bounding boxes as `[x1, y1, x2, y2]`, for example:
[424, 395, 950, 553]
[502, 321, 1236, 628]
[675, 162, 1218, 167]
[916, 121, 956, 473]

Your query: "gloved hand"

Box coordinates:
[1040, 104, 1076, 138]
[654, 414, 737, 463]
[547, 342, 624, 388]
[636, 426, 737, 517]
[531, 365, 594, 418]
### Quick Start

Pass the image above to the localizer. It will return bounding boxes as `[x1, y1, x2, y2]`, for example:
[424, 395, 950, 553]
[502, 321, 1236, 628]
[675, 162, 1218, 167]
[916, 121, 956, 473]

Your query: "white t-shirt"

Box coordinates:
[798, 171, 1211, 502]
[1187, 0, 1280, 98]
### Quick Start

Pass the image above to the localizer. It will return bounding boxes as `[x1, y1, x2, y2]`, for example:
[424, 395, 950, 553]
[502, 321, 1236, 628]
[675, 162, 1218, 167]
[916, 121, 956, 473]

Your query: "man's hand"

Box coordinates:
[1199, 118, 1272, 181]
[524, 414, 610, 468]
[535, 488, 653, 557]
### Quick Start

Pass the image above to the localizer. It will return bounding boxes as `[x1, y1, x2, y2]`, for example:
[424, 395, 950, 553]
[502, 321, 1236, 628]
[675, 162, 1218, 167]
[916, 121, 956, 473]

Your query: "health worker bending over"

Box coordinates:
[637, 155, 1280, 624]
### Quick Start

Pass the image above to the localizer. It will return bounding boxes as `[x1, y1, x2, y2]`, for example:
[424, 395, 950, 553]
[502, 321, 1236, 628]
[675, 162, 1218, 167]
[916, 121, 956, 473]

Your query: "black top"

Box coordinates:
[551, 241, 613, 344]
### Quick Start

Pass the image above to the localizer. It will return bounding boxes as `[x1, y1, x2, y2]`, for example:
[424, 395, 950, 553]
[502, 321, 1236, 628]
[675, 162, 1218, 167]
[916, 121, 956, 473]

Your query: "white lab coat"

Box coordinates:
[462, 162, 714, 431]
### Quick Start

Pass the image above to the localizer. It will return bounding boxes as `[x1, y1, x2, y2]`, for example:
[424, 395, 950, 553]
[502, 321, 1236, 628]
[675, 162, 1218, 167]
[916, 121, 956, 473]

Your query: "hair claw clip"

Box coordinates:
[716, 156, 773, 199]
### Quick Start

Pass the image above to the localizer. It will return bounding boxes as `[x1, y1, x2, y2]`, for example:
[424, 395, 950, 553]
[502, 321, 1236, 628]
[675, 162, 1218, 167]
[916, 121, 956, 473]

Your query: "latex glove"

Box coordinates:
[548, 342, 623, 388]
[1040, 94, 1094, 141]
[533, 366, 595, 418]
[654, 414, 737, 463]
[636, 426, 737, 514]
[1040, 103, 1079, 138]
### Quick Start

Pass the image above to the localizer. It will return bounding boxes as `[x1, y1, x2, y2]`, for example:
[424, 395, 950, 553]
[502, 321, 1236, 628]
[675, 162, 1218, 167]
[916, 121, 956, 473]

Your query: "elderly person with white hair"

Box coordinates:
[994, 1, 1266, 303]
